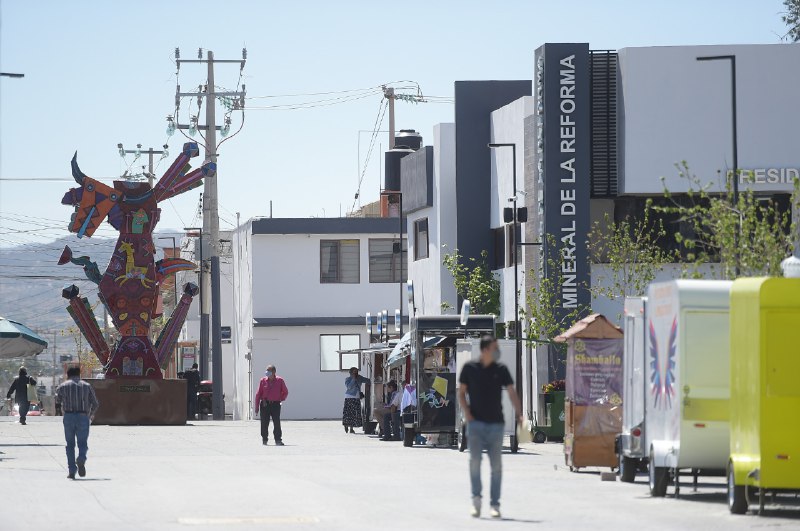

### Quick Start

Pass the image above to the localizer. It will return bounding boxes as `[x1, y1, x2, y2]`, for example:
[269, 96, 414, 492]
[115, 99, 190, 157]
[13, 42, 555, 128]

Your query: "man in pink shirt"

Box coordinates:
[254, 364, 289, 445]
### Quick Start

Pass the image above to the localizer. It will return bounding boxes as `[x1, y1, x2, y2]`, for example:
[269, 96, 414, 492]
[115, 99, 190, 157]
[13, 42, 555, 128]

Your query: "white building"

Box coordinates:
[231, 217, 408, 420]
[398, 43, 800, 419]
[401, 123, 458, 316]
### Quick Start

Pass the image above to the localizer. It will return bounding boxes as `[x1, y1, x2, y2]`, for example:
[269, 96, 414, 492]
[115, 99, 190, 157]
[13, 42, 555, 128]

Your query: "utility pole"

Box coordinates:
[383, 86, 395, 149]
[117, 144, 169, 186]
[174, 48, 246, 420]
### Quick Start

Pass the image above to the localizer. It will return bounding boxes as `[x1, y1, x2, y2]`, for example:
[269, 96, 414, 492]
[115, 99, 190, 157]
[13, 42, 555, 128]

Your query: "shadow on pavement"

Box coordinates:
[0, 444, 62, 447]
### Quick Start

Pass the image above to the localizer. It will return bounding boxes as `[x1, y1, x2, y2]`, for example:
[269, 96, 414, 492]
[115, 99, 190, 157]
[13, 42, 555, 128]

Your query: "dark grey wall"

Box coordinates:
[537, 43, 592, 323]
[400, 146, 433, 214]
[251, 217, 401, 235]
[454, 80, 532, 263]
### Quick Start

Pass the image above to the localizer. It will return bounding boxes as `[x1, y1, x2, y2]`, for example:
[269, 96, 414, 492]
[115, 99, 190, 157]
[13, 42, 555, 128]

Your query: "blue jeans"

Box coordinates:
[63, 413, 90, 475]
[468, 420, 504, 507]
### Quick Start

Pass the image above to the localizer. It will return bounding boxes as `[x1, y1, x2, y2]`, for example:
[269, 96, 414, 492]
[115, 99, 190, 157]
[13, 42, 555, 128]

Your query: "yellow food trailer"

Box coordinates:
[728, 277, 800, 515]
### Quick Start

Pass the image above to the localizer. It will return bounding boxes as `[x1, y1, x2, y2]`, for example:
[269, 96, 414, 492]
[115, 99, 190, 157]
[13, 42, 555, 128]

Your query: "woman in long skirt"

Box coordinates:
[342, 367, 369, 433]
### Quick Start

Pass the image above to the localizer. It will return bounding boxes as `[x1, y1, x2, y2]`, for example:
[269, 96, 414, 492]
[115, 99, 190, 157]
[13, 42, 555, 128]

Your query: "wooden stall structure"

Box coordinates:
[556, 314, 624, 471]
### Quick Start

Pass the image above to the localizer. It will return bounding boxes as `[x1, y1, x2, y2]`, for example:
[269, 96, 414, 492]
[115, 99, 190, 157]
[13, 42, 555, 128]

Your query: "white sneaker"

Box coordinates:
[471, 496, 481, 518]
[490, 506, 501, 519]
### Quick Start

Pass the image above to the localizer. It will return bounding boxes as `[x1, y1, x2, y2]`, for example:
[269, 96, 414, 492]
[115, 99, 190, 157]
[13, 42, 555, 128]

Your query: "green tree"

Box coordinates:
[782, 0, 800, 42]
[441, 248, 501, 316]
[523, 234, 590, 376]
[587, 206, 677, 309]
[654, 163, 797, 279]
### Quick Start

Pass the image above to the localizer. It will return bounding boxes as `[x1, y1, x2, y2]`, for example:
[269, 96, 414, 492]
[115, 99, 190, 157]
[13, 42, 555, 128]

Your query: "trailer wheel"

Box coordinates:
[619, 455, 637, 483]
[533, 431, 547, 444]
[403, 426, 415, 448]
[649, 449, 668, 497]
[727, 464, 748, 515]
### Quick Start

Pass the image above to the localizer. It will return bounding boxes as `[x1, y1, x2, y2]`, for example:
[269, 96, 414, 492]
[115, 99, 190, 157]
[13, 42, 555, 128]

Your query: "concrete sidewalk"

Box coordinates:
[1, 416, 798, 530]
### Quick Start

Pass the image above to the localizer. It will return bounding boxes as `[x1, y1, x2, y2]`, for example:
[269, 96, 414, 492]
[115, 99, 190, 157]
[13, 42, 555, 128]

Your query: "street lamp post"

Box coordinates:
[488, 142, 523, 443]
[697, 54, 739, 275]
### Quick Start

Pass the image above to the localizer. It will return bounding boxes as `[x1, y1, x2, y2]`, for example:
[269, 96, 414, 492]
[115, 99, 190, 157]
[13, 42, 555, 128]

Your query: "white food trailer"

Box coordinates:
[645, 280, 732, 497]
[617, 296, 648, 482]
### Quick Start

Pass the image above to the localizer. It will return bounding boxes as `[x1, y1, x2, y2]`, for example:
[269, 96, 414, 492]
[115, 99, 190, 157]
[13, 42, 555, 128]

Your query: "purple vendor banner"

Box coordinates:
[566, 338, 623, 406]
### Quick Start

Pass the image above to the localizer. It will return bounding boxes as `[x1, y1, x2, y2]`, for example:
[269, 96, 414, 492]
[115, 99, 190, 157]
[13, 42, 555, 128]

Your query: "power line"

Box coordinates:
[351, 98, 388, 213]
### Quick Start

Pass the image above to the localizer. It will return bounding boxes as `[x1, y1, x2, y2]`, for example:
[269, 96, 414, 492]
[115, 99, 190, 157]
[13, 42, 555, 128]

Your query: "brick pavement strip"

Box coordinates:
[1, 417, 798, 530]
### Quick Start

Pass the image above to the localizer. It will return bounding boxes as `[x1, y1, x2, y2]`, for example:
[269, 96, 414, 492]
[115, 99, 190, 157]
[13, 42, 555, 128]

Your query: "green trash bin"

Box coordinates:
[532, 391, 565, 443]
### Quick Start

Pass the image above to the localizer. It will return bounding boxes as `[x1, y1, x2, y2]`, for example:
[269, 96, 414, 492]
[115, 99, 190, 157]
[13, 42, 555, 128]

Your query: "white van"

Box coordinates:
[645, 280, 732, 497]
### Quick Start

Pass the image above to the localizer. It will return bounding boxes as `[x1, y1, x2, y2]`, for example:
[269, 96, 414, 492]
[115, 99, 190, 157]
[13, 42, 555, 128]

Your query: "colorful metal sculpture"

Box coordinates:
[59, 142, 214, 379]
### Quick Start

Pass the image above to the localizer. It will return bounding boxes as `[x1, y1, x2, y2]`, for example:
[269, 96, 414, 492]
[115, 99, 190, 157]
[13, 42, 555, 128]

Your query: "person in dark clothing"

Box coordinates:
[458, 335, 522, 519]
[183, 363, 201, 420]
[6, 367, 36, 425]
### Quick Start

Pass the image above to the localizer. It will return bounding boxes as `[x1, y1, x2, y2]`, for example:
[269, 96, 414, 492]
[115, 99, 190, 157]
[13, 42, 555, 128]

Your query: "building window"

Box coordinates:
[414, 218, 429, 260]
[320, 334, 361, 371]
[493, 228, 505, 270]
[369, 239, 408, 283]
[320, 239, 360, 283]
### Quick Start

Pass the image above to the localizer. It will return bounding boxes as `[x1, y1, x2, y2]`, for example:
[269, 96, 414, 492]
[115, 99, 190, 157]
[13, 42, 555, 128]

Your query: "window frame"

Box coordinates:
[320, 333, 362, 372]
[414, 218, 429, 261]
[368, 238, 408, 283]
[319, 239, 360, 284]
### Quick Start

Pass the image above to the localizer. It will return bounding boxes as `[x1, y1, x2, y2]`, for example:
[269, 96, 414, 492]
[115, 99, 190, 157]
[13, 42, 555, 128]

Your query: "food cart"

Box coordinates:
[728, 277, 800, 515]
[645, 280, 732, 497]
[556, 314, 624, 472]
[388, 314, 496, 448]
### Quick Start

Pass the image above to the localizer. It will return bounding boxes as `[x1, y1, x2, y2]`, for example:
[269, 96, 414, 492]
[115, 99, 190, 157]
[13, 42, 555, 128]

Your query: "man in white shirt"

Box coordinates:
[372, 381, 402, 441]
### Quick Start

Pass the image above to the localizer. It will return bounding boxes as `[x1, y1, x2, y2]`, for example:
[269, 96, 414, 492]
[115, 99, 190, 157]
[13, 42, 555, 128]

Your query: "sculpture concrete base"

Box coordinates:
[87, 378, 187, 425]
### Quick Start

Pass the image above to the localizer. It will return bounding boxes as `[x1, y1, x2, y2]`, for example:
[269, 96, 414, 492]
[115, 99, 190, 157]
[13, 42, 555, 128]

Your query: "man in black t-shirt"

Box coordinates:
[458, 335, 522, 519]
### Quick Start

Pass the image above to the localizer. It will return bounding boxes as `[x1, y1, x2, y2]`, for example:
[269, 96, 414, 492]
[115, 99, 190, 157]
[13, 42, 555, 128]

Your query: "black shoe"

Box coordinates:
[275, 441, 285, 446]
[19, 419, 26, 425]
[67, 473, 75, 480]
[77, 461, 86, 477]
[262, 439, 268, 445]
[343, 425, 348, 433]
[349, 427, 356, 434]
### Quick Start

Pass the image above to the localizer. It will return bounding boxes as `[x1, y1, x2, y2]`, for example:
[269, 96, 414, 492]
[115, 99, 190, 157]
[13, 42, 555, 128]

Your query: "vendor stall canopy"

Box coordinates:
[554, 314, 622, 342]
[0, 317, 48, 359]
[387, 334, 456, 368]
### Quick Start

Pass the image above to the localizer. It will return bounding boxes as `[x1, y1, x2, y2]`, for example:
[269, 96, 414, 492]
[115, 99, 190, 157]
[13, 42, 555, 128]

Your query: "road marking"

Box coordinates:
[178, 516, 319, 525]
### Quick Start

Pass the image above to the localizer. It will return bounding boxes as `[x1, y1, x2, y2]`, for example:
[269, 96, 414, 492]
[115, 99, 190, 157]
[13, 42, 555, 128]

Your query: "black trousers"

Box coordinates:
[260, 401, 282, 442]
[187, 392, 198, 419]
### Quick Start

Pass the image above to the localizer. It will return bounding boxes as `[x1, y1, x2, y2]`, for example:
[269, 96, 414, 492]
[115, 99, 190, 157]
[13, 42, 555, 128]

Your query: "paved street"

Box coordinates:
[1, 417, 799, 530]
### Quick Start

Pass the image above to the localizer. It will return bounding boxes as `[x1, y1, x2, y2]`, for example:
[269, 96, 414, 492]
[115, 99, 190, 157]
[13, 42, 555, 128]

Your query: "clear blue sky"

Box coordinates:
[0, 0, 791, 247]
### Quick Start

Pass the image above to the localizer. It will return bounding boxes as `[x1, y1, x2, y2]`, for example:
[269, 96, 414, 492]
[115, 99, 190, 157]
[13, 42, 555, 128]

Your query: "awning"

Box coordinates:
[386, 333, 448, 368]
[338, 344, 394, 356]
[387, 332, 412, 367]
